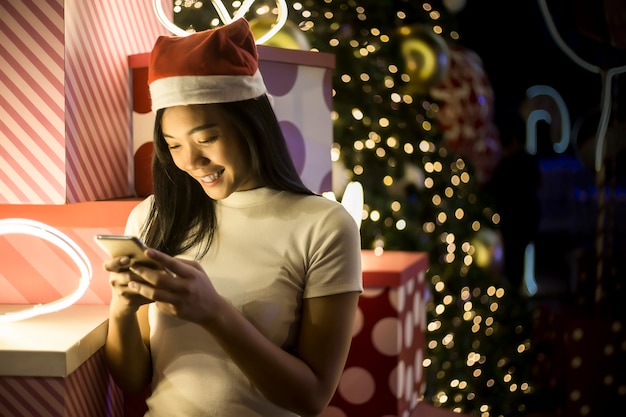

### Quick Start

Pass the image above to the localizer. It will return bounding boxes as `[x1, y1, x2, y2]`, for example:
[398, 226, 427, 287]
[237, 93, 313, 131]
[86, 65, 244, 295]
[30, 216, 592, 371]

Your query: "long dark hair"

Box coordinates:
[141, 94, 316, 257]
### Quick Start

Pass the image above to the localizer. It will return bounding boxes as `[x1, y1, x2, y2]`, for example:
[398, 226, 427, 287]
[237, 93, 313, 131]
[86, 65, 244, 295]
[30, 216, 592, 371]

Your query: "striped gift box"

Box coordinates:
[0, 349, 124, 417]
[0, 0, 169, 204]
[0, 200, 139, 305]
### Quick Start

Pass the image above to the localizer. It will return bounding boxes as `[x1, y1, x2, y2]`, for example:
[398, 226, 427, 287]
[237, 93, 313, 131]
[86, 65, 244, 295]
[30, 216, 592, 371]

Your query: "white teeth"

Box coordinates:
[201, 170, 223, 182]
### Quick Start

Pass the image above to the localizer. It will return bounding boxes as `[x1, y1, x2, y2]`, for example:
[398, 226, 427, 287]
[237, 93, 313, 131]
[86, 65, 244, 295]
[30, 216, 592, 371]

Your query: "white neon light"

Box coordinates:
[153, 0, 190, 36]
[211, 0, 234, 24]
[0, 218, 93, 324]
[323, 181, 364, 229]
[537, 0, 626, 171]
[525, 109, 550, 155]
[537, 0, 600, 74]
[523, 243, 538, 297]
[233, 0, 256, 19]
[525, 85, 570, 154]
[152, 0, 288, 45]
[595, 67, 626, 172]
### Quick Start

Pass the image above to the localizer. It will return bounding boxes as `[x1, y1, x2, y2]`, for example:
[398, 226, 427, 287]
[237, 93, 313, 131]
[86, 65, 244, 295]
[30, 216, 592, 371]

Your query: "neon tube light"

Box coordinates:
[323, 181, 364, 229]
[0, 218, 93, 324]
[152, 0, 288, 45]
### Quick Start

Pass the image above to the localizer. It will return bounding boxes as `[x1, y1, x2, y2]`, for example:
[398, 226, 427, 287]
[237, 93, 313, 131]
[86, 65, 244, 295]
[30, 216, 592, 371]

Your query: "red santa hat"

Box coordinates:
[148, 18, 266, 112]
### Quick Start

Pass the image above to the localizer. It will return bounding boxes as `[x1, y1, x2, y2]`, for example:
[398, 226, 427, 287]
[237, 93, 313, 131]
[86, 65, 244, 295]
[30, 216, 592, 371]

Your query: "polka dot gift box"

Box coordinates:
[322, 250, 430, 417]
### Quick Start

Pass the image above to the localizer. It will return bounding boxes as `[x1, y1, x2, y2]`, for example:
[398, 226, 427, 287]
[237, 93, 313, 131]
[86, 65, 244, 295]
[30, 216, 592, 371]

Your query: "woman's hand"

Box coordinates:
[104, 255, 154, 394]
[105, 256, 155, 312]
[124, 248, 224, 326]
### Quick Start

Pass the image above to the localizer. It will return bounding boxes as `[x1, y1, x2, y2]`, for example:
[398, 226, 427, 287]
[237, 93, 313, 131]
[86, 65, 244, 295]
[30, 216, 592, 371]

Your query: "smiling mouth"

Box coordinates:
[201, 169, 225, 183]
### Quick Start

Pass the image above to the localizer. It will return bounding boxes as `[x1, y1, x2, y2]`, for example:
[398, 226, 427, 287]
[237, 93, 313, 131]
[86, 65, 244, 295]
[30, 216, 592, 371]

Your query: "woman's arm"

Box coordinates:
[103, 257, 153, 394]
[129, 250, 360, 417]
[208, 291, 360, 416]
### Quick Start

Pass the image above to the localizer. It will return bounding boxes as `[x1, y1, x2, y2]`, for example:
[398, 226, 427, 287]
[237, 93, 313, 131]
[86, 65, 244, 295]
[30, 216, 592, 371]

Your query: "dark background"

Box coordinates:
[454, 0, 626, 295]
[456, 0, 624, 139]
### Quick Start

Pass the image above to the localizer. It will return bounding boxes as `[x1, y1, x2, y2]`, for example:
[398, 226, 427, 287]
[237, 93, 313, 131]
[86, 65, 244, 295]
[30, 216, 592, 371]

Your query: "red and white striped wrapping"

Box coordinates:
[0, 349, 124, 417]
[0, 0, 170, 204]
[0, 200, 140, 305]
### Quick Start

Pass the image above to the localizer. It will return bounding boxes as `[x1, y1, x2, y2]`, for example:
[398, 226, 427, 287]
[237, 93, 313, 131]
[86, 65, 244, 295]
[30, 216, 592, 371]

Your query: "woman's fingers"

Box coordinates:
[120, 248, 212, 319]
[104, 256, 132, 272]
[144, 248, 202, 276]
[127, 272, 183, 307]
[127, 258, 195, 297]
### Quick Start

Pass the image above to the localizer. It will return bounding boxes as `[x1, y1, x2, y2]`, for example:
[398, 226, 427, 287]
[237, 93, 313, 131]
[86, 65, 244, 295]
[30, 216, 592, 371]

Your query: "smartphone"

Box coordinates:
[94, 234, 161, 268]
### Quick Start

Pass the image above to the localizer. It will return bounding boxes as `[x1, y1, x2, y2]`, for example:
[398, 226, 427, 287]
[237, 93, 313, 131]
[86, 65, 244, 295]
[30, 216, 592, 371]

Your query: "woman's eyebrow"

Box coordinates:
[188, 123, 217, 135]
[163, 123, 217, 139]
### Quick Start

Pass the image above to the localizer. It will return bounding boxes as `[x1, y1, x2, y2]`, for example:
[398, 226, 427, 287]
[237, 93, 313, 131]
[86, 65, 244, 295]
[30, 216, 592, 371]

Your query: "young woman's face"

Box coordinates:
[161, 104, 260, 200]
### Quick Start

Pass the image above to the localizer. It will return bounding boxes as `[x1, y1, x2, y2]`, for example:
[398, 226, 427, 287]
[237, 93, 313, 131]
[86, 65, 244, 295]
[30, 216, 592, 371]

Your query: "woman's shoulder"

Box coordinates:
[129, 195, 154, 216]
[287, 193, 359, 228]
[124, 195, 154, 234]
[283, 192, 342, 210]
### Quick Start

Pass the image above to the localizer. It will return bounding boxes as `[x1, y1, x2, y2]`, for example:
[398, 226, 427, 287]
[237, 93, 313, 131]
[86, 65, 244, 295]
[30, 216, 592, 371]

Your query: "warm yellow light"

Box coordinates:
[0, 218, 92, 323]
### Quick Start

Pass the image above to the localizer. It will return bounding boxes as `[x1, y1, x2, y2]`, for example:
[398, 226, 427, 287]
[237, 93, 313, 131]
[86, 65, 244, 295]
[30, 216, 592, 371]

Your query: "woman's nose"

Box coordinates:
[179, 146, 208, 171]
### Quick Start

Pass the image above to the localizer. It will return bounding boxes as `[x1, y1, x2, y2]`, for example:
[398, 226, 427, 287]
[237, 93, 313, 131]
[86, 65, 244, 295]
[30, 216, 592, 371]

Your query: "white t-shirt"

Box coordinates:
[124, 188, 363, 417]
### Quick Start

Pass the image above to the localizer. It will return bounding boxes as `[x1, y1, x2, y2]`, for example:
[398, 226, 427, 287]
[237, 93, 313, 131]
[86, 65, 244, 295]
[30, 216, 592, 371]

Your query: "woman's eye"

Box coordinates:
[199, 136, 218, 144]
[168, 144, 180, 150]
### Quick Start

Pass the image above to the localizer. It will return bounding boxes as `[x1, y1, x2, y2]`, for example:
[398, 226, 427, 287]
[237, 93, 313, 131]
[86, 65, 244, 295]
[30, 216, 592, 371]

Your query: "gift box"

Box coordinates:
[561, 317, 626, 416]
[0, 250, 430, 417]
[0, 0, 170, 204]
[323, 250, 430, 417]
[0, 200, 140, 306]
[0, 305, 123, 417]
[532, 303, 626, 416]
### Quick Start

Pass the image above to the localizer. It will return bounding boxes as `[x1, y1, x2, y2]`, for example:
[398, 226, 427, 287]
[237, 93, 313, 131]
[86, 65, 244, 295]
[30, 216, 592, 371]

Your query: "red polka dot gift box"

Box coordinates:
[322, 250, 429, 417]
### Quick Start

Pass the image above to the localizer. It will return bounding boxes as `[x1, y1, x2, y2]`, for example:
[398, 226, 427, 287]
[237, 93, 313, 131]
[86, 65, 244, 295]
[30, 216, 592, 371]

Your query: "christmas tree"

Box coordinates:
[173, 1, 537, 415]
[292, 1, 536, 416]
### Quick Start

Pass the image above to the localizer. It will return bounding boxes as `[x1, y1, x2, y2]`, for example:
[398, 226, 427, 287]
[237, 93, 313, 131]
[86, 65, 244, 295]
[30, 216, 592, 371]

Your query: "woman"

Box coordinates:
[104, 18, 363, 417]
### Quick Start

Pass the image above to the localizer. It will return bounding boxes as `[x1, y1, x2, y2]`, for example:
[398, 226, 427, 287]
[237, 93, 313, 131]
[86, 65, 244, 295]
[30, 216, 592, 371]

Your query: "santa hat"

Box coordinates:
[148, 18, 267, 112]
